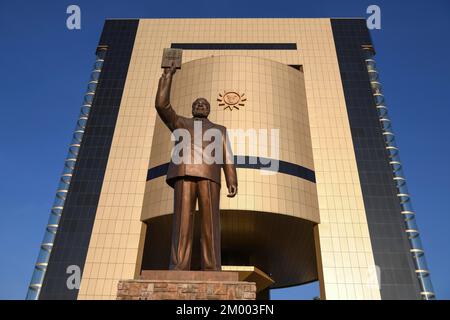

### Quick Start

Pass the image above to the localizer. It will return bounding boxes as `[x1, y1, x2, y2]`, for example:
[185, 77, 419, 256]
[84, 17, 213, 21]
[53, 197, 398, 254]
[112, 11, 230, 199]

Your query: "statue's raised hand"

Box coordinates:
[163, 62, 177, 77]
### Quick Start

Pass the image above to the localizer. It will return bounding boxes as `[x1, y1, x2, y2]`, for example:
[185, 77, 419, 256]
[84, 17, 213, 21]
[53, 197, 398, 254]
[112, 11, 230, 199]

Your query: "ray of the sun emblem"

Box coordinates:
[217, 91, 246, 111]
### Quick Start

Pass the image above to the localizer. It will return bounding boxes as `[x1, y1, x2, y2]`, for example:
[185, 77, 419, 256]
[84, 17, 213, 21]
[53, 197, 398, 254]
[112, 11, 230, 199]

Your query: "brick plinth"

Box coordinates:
[117, 271, 256, 300]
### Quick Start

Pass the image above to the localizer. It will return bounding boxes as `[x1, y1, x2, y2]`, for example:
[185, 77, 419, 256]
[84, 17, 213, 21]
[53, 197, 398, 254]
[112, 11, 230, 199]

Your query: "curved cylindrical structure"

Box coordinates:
[362, 46, 435, 300]
[141, 56, 320, 288]
[26, 46, 108, 300]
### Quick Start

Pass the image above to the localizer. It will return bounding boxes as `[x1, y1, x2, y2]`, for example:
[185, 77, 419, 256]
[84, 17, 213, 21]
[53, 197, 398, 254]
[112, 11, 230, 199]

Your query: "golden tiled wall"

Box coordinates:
[78, 18, 380, 300]
[142, 55, 319, 223]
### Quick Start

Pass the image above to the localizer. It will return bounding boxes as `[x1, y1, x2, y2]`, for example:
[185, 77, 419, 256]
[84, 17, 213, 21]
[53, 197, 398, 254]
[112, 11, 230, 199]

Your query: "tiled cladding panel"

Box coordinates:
[39, 19, 138, 300]
[142, 55, 319, 223]
[77, 18, 381, 300]
[331, 19, 421, 299]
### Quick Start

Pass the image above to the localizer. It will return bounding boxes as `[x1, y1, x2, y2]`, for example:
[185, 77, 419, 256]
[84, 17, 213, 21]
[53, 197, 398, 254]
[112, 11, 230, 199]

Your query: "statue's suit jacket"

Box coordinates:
[156, 103, 237, 189]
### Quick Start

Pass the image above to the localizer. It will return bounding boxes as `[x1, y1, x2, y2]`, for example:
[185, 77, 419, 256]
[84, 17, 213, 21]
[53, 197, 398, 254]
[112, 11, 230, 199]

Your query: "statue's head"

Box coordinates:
[192, 98, 210, 118]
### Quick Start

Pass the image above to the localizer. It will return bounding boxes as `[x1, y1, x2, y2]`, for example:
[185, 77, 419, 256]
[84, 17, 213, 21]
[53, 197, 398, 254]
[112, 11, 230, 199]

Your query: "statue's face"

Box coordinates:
[192, 98, 210, 118]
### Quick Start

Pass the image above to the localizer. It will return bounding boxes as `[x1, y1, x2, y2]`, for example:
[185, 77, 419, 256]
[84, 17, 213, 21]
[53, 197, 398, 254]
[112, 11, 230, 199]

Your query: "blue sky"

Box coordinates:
[0, 0, 449, 300]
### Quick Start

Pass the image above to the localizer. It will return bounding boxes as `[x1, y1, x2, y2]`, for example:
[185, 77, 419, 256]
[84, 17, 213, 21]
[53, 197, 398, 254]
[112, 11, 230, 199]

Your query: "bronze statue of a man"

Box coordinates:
[155, 64, 238, 271]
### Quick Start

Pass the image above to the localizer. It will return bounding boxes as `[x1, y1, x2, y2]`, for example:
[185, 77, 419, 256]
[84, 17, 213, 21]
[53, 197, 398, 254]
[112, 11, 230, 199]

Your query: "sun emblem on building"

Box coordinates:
[217, 91, 246, 111]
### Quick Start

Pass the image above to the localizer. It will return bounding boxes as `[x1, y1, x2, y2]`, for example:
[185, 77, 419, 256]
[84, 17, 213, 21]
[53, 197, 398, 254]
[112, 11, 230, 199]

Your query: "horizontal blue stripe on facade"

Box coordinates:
[147, 156, 315, 183]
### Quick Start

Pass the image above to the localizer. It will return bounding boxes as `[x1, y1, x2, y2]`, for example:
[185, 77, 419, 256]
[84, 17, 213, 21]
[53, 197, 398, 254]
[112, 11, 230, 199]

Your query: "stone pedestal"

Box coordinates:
[117, 271, 256, 300]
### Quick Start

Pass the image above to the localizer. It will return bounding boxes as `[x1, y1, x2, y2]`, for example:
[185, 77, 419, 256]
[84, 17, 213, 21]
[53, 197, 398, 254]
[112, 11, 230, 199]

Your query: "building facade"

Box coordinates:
[27, 18, 434, 300]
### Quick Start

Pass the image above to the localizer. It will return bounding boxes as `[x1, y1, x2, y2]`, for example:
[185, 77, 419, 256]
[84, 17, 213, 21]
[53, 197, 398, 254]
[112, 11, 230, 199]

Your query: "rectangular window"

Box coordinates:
[171, 43, 297, 50]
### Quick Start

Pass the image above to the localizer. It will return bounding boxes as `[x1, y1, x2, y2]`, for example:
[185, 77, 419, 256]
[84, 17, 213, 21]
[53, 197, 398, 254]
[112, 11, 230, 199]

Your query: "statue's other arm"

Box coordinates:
[223, 129, 238, 197]
[155, 64, 180, 131]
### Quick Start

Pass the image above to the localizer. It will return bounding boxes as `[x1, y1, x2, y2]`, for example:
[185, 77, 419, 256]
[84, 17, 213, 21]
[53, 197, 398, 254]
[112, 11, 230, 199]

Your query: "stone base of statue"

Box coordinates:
[117, 270, 257, 300]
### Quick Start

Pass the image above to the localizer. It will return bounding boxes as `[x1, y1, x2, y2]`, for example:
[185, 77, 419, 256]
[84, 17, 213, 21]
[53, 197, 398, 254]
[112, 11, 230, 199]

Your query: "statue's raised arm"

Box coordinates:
[155, 63, 179, 131]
